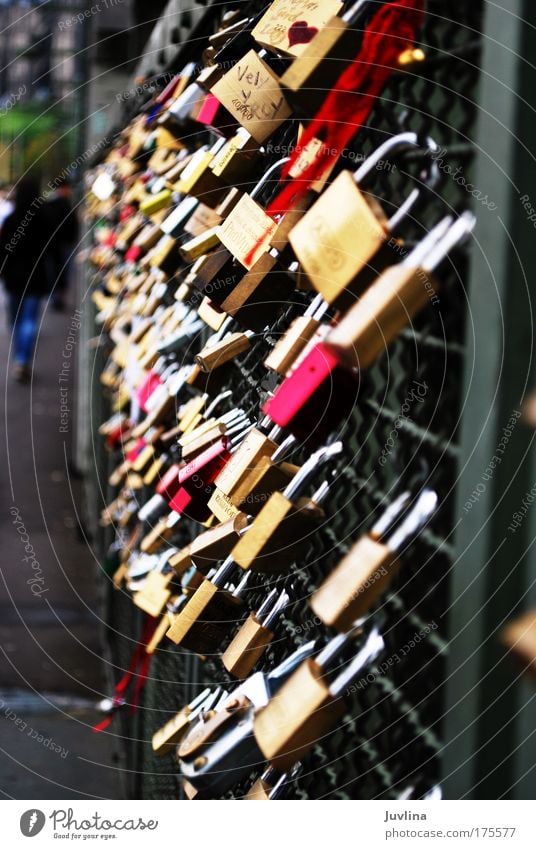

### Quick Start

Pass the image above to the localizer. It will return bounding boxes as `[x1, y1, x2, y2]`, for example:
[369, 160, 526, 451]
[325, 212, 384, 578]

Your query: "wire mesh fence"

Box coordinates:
[89, 0, 484, 800]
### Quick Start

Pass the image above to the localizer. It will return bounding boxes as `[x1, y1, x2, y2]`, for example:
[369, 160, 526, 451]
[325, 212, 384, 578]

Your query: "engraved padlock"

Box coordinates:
[289, 132, 441, 308]
[253, 620, 384, 770]
[208, 420, 297, 522]
[222, 587, 290, 678]
[311, 488, 438, 630]
[231, 440, 343, 573]
[211, 49, 292, 144]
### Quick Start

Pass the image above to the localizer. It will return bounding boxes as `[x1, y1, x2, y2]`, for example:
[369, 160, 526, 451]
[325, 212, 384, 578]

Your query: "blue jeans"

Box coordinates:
[8, 294, 41, 366]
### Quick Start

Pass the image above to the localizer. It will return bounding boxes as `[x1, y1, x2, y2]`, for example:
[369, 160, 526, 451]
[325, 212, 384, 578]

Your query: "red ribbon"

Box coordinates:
[93, 616, 158, 733]
[267, 0, 425, 218]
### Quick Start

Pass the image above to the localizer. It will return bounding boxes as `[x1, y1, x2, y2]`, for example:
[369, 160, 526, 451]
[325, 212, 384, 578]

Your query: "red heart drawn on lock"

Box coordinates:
[288, 20, 318, 48]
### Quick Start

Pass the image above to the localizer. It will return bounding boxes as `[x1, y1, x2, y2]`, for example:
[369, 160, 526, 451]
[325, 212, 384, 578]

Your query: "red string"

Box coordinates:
[93, 616, 158, 732]
[269, 0, 425, 217]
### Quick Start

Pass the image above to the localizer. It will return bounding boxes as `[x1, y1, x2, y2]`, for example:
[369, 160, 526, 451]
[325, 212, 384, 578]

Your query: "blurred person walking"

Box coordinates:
[47, 176, 78, 312]
[0, 175, 53, 382]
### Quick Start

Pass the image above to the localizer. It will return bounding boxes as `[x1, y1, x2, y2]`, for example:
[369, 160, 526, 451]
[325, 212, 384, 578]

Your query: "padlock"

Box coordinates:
[195, 330, 253, 372]
[263, 210, 475, 442]
[140, 511, 180, 555]
[165, 557, 250, 652]
[132, 554, 177, 618]
[311, 488, 438, 630]
[264, 293, 330, 376]
[177, 640, 316, 798]
[175, 139, 229, 208]
[167, 421, 254, 524]
[152, 688, 222, 756]
[219, 248, 296, 332]
[222, 588, 290, 678]
[251, 0, 342, 58]
[231, 441, 342, 573]
[209, 430, 297, 522]
[182, 204, 222, 239]
[211, 49, 292, 143]
[280, 0, 388, 113]
[324, 211, 476, 370]
[209, 128, 259, 184]
[216, 158, 289, 270]
[253, 620, 384, 770]
[289, 133, 440, 308]
[189, 512, 250, 572]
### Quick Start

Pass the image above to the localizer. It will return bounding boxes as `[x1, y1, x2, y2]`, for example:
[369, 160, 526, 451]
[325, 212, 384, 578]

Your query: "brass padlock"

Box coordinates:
[211, 50, 292, 143]
[133, 568, 174, 618]
[222, 588, 289, 678]
[189, 512, 250, 572]
[251, 0, 342, 58]
[311, 489, 437, 631]
[231, 441, 342, 573]
[209, 429, 297, 521]
[195, 330, 253, 372]
[166, 558, 250, 653]
[254, 622, 384, 770]
[216, 158, 288, 270]
[325, 212, 476, 370]
[289, 133, 440, 307]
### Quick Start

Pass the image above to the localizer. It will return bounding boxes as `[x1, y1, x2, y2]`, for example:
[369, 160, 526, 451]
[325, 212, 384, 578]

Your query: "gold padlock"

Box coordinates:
[166, 559, 249, 652]
[254, 623, 384, 770]
[133, 570, 174, 618]
[230, 442, 341, 573]
[325, 212, 476, 370]
[211, 50, 291, 143]
[222, 588, 289, 678]
[251, 0, 342, 57]
[311, 489, 437, 631]
[189, 512, 249, 572]
[289, 134, 441, 307]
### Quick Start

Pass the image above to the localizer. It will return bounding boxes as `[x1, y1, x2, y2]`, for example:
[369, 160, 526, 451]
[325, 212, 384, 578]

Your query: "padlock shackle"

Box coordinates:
[387, 488, 438, 553]
[204, 389, 233, 417]
[370, 490, 412, 540]
[342, 0, 370, 23]
[255, 587, 278, 620]
[250, 157, 291, 202]
[421, 211, 476, 272]
[283, 441, 343, 501]
[262, 589, 290, 629]
[270, 433, 296, 464]
[315, 619, 365, 671]
[401, 216, 453, 269]
[211, 554, 236, 587]
[353, 132, 420, 184]
[353, 132, 441, 230]
[330, 622, 384, 698]
[268, 639, 317, 689]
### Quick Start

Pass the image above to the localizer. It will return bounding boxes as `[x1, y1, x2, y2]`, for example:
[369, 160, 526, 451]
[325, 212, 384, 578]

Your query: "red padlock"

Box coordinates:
[262, 341, 358, 443]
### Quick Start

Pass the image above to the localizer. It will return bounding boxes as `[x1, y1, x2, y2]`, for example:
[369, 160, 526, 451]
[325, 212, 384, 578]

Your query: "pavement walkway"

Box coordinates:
[0, 291, 123, 799]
